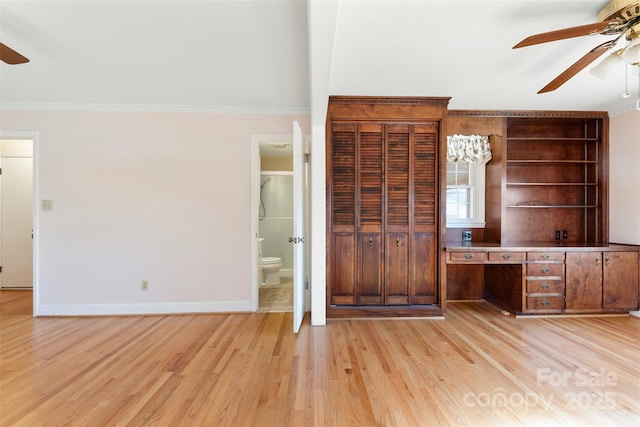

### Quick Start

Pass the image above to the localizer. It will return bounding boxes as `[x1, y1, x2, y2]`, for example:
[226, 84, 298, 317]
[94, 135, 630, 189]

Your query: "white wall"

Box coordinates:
[609, 109, 640, 245]
[1, 109, 309, 315]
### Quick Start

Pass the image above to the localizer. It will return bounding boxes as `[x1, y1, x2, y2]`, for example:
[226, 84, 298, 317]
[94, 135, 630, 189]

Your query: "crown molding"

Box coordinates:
[0, 102, 310, 116]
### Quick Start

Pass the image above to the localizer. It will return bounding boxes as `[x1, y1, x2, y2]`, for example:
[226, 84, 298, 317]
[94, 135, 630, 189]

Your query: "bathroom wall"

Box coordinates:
[259, 172, 293, 273]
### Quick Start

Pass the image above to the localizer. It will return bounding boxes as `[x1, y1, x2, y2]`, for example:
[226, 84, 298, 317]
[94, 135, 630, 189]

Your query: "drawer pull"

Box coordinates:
[541, 282, 550, 290]
[464, 253, 473, 260]
[541, 298, 550, 306]
[502, 253, 511, 260]
[541, 253, 550, 260]
[541, 267, 550, 273]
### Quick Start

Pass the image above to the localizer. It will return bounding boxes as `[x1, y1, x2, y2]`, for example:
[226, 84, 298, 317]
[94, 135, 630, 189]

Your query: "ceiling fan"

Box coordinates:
[513, 0, 640, 93]
[0, 42, 29, 65]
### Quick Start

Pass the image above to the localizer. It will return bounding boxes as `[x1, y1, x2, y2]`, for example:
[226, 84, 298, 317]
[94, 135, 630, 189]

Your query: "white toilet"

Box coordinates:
[258, 238, 283, 286]
[261, 257, 283, 285]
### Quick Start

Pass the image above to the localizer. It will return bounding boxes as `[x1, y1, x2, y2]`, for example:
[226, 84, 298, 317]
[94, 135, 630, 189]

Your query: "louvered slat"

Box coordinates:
[359, 131, 383, 225]
[414, 131, 437, 225]
[386, 132, 409, 226]
[332, 131, 356, 225]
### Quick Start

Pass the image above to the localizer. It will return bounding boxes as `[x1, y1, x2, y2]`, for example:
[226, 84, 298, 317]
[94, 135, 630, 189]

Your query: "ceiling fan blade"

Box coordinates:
[0, 42, 30, 64]
[513, 21, 618, 49]
[538, 41, 615, 94]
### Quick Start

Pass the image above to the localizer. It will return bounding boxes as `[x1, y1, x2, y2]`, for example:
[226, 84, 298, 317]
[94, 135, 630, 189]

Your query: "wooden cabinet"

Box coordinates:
[327, 97, 448, 316]
[566, 251, 639, 312]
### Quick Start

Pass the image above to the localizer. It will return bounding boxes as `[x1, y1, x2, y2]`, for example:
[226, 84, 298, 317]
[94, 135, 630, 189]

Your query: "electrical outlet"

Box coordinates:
[141, 280, 149, 291]
[555, 230, 561, 240]
[562, 230, 568, 240]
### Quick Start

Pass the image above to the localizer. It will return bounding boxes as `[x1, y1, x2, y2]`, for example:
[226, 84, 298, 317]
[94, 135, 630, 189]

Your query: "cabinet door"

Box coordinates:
[603, 252, 639, 310]
[565, 252, 602, 310]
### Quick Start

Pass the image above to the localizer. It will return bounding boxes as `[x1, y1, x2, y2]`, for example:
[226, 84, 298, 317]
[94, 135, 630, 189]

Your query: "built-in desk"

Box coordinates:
[446, 242, 640, 315]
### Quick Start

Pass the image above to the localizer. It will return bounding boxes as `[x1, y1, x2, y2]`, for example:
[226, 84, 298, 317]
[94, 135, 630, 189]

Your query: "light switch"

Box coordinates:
[41, 200, 54, 211]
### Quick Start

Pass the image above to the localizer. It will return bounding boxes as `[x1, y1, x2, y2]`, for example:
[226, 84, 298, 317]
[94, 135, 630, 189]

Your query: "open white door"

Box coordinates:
[292, 121, 305, 333]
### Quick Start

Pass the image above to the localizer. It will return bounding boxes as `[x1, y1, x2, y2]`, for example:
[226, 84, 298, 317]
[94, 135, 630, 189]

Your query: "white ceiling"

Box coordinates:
[1, 1, 638, 118]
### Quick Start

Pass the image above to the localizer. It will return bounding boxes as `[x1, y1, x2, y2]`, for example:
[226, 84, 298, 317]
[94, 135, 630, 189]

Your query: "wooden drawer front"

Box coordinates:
[526, 280, 564, 294]
[527, 296, 564, 311]
[526, 263, 564, 277]
[449, 251, 488, 263]
[527, 252, 564, 261]
[488, 251, 525, 262]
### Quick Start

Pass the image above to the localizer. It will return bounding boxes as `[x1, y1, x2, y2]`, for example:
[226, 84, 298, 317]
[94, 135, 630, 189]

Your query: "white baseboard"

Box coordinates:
[280, 268, 293, 278]
[630, 311, 640, 318]
[36, 300, 252, 316]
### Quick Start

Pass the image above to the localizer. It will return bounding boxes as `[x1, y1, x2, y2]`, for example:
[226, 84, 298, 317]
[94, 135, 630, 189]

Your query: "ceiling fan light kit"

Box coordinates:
[514, 0, 640, 94]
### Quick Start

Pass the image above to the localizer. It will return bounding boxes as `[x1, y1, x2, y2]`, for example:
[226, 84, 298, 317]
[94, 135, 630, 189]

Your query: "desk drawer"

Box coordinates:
[488, 251, 525, 263]
[526, 280, 564, 294]
[527, 252, 564, 261]
[527, 296, 564, 311]
[526, 263, 564, 277]
[449, 251, 488, 263]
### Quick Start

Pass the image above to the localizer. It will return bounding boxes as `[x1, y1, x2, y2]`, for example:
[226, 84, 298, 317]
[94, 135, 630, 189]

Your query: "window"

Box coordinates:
[446, 161, 486, 227]
[446, 134, 491, 228]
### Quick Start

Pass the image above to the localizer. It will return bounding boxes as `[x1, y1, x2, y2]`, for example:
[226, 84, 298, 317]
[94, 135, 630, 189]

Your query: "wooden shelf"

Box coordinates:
[507, 205, 598, 209]
[506, 137, 600, 142]
[507, 182, 597, 186]
[507, 160, 598, 164]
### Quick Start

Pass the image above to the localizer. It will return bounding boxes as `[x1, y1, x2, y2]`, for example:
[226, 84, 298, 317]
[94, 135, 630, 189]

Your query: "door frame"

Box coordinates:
[0, 131, 39, 316]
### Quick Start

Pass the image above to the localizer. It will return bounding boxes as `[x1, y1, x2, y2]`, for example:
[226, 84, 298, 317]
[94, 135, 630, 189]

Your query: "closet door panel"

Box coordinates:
[386, 233, 410, 305]
[359, 233, 383, 304]
[330, 124, 356, 227]
[413, 126, 438, 226]
[412, 232, 437, 304]
[330, 234, 356, 305]
[386, 125, 410, 227]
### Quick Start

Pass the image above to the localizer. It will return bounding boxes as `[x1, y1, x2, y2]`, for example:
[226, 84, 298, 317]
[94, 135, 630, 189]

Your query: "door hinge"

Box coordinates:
[304, 153, 310, 163]
[0, 266, 2, 273]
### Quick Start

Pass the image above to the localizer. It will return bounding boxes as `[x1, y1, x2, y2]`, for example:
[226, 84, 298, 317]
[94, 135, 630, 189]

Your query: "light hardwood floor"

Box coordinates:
[1, 290, 638, 426]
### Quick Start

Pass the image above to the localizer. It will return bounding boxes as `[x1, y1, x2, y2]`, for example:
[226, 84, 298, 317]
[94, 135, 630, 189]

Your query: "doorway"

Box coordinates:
[0, 138, 34, 289]
[250, 132, 309, 320]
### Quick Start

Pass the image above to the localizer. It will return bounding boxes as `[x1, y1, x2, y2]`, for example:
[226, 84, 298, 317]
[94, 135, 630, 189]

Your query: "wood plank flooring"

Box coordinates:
[1, 290, 639, 426]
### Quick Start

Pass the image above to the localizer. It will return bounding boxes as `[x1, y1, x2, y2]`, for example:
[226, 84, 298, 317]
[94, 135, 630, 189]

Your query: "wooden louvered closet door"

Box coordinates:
[358, 124, 384, 305]
[328, 120, 439, 307]
[329, 123, 357, 305]
[385, 124, 439, 305]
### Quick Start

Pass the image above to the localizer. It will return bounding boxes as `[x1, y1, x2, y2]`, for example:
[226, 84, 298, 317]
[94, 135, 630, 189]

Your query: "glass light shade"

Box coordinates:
[621, 37, 640, 64]
[590, 53, 622, 78]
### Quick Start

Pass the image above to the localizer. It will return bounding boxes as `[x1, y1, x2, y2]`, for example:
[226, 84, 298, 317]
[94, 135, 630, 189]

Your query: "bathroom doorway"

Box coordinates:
[250, 130, 309, 322]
